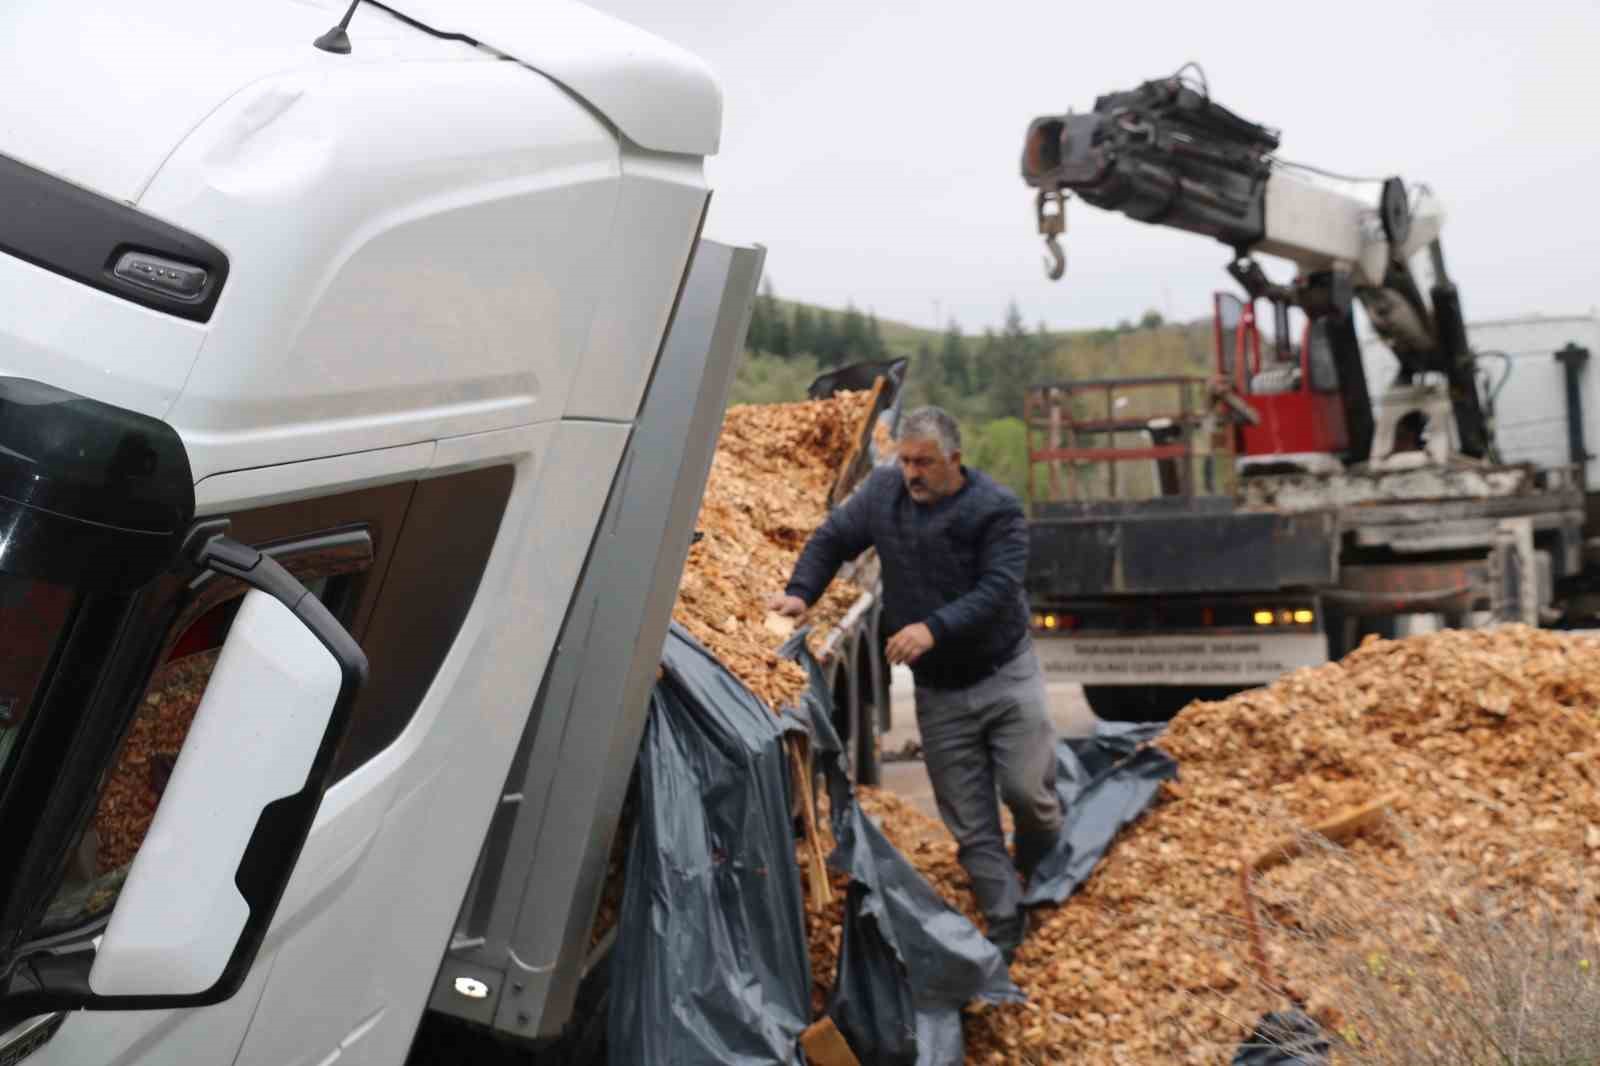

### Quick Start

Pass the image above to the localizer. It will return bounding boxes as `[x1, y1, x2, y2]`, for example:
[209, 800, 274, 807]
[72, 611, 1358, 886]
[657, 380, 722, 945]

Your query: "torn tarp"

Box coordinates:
[784, 634, 1020, 1066]
[1230, 1010, 1330, 1065]
[608, 625, 810, 1066]
[1022, 720, 1178, 907]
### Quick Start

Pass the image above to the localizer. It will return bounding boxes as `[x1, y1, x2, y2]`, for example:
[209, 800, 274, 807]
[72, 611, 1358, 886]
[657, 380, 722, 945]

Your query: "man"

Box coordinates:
[769, 406, 1062, 962]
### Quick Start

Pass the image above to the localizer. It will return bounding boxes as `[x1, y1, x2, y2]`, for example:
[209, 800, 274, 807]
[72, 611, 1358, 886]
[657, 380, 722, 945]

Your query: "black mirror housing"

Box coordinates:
[0, 378, 195, 590]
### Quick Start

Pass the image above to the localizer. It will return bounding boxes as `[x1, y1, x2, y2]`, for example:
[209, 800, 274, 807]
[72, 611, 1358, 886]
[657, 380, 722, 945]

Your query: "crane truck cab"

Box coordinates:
[0, 2, 759, 1063]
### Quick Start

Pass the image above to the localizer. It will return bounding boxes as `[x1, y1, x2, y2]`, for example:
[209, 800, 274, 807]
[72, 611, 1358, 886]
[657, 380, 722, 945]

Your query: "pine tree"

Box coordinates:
[792, 304, 816, 358]
[867, 312, 887, 360]
[916, 340, 944, 407]
[989, 301, 1045, 419]
[745, 285, 770, 353]
[814, 309, 841, 369]
[939, 319, 971, 396]
[841, 302, 867, 364]
[754, 279, 790, 357]
[769, 306, 792, 357]
[972, 328, 999, 395]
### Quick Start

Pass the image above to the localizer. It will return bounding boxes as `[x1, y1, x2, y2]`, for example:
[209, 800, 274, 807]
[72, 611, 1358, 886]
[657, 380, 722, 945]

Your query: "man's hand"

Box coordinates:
[885, 623, 935, 665]
[768, 593, 807, 619]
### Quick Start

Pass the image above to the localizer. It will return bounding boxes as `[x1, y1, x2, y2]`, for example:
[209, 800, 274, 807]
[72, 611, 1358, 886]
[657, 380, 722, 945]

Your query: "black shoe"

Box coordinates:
[1013, 828, 1058, 890]
[987, 910, 1030, 964]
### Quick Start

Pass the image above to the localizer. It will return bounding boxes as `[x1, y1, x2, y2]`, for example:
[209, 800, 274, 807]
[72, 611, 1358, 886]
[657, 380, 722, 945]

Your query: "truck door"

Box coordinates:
[0, 382, 374, 1064]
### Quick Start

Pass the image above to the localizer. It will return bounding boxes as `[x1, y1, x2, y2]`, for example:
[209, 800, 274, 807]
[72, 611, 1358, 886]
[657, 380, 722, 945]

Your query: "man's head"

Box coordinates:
[896, 406, 964, 503]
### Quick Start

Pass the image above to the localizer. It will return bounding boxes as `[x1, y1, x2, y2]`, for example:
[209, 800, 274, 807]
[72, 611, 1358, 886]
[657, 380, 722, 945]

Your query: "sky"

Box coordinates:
[587, 0, 1600, 336]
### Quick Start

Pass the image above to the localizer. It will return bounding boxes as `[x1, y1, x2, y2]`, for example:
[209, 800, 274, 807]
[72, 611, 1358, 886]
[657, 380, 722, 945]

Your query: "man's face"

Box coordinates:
[898, 436, 961, 503]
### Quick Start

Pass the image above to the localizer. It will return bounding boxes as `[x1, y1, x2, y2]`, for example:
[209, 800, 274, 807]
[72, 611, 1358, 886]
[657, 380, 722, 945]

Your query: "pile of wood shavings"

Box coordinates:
[854, 625, 1600, 1064]
[93, 650, 217, 873]
[672, 391, 877, 710]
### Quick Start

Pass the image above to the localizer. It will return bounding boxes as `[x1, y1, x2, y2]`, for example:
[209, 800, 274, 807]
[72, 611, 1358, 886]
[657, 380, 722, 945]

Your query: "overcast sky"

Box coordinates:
[588, 0, 1600, 336]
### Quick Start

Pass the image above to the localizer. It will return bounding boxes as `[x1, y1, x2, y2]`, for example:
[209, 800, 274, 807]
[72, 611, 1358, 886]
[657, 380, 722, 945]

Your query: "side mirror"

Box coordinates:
[90, 588, 350, 996]
[0, 533, 366, 1022]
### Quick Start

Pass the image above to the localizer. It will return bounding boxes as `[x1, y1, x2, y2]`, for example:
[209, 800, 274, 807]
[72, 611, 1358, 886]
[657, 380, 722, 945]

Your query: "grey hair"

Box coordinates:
[897, 406, 961, 457]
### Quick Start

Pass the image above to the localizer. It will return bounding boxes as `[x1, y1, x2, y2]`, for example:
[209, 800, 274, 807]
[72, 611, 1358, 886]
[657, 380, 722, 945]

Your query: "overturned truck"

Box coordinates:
[427, 360, 910, 1057]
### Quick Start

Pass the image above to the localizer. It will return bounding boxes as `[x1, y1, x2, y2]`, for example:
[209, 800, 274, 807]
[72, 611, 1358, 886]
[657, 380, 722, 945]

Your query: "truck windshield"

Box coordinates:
[0, 573, 77, 795]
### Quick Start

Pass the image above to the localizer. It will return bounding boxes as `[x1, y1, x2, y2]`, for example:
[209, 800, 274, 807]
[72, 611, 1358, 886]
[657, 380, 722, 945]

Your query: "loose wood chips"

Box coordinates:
[848, 625, 1600, 1064]
[672, 391, 877, 710]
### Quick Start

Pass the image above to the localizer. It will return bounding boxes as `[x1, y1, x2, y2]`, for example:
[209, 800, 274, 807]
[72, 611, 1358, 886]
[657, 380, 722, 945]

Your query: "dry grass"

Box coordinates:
[1187, 816, 1600, 1065]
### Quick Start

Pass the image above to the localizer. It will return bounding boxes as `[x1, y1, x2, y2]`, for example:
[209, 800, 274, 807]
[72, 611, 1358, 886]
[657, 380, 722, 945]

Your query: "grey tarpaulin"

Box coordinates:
[608, 625, 810, 1066]
[784, 633, 1021, 1066]
[1230, 1010, 1330, 1065]
[1022, 720, 1178, 906]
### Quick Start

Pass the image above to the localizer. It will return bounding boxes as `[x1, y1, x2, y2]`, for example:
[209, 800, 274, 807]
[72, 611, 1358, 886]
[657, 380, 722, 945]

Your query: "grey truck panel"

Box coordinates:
[1027, 506, 1338, 598]
[428, 237, 764, 1039]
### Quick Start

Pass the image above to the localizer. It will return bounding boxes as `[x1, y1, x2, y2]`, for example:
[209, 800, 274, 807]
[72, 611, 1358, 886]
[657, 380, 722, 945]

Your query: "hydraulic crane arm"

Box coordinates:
[1021, 70, 1490, 460]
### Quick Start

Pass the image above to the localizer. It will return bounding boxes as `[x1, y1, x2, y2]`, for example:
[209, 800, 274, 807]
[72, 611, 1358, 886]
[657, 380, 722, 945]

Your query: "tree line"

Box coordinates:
[737, 280, 1191, 501]
[744, 280, 891, 366]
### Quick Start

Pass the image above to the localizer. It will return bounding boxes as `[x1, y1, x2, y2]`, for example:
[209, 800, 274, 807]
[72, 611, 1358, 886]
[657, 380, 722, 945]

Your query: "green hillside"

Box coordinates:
[731, 282, 1219, 502]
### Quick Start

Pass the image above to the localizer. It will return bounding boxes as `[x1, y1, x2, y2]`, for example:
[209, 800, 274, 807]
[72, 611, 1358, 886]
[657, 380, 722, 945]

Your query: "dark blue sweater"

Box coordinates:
[786, 465, 1031, 690]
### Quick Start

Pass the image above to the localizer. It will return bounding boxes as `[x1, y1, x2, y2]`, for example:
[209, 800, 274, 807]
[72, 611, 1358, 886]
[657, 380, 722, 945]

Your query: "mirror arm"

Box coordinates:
[184, 520, 367, 684]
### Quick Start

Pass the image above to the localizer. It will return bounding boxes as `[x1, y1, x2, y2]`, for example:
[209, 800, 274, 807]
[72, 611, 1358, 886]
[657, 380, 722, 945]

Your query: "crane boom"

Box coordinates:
[1021, 72, 1490, 460]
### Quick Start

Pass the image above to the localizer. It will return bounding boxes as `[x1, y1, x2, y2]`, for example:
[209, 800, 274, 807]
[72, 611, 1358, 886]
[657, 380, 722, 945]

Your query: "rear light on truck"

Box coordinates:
[1034, 604, 1315, 632]
[1256, 607, 1316, 626]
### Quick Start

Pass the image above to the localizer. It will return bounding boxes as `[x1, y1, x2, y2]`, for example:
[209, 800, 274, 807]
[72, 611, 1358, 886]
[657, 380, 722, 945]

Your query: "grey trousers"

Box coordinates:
[914, 645, 1063, 925]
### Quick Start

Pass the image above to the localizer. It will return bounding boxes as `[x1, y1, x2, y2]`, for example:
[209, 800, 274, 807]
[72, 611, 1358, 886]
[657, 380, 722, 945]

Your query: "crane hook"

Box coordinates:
[1036, 189, 1067, 281]
[1042, 235, 1065, 280]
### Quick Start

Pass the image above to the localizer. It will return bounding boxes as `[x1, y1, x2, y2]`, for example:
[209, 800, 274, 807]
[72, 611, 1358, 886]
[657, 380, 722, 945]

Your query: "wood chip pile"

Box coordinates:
[847, 625, 1600, 1064]
[672, 390, 878, 709]
[93, 650, 217, 873]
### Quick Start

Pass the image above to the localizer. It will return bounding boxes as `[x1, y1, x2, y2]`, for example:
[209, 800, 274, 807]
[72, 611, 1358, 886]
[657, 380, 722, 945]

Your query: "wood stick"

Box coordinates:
[801, 1017, 861, 1066]
[788, 736, 833, 907]
[1250, 793, 1400, 874]
[828, 376, 887, 508]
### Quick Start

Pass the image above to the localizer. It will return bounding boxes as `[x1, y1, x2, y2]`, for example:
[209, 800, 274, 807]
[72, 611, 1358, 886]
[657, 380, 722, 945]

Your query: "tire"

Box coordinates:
[1083, 684, 1246, 722]
[566, 991, 609, 1066]
[1324, 610, 1396, 661]
[851, 638, 883, 788]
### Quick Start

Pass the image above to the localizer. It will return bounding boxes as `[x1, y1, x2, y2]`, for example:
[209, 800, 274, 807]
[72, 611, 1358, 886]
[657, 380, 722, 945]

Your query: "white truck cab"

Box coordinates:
[0, 2, 758, 1062]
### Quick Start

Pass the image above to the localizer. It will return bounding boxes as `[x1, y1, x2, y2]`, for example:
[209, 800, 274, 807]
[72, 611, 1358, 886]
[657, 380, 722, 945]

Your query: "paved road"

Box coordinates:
[878, 664, 1099, 822]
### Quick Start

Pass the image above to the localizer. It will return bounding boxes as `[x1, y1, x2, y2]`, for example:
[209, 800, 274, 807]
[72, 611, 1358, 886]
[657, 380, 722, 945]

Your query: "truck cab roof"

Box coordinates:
[0, 0, 719, 206]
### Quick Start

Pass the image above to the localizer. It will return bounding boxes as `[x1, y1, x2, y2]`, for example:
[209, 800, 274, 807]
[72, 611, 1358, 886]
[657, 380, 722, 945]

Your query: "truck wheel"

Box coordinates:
[566, 991, 609, 1066]
[1324, 611, 1396, 661]
[852, 640, 883, 788]
[1083, 685, 1243, 722]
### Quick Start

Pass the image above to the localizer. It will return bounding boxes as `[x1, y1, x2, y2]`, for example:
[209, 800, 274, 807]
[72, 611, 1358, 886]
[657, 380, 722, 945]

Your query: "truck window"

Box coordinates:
[34, 539, 372, 939]
[1307, 320, 1341, 393]
[23, 466, 511, 943]
[0, 576, 77, 799]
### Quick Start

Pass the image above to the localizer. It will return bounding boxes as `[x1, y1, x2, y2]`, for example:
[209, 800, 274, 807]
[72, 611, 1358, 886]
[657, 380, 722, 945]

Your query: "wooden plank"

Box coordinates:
[801, 1017, 861, 1066]
[1250, 793, 1399, 874]
[827, 375, 888, 508]
[788, 736, 833, 907]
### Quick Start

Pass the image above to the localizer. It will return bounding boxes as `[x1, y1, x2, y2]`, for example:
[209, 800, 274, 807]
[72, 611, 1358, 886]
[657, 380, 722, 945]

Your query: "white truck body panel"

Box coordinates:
[391, 0, 723, 158]
[0, 1, 734, 1062]
[1362, 313, 1600, 483]
[1036, 631, 1328, 687]
[1469, 314, 1600, 484]
[0, 0, 716, 207]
